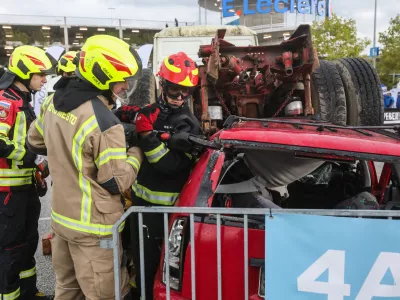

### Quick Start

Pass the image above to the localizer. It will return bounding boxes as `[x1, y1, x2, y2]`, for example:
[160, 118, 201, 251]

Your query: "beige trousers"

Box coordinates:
[51, 233, 130, 300]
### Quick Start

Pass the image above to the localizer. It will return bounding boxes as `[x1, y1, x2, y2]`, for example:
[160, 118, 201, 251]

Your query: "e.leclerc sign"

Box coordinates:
[222, 0, 330, 18]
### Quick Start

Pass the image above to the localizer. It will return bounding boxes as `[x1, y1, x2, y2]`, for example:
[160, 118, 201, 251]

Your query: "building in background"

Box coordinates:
[198, 0, 332, 45]
[0, 1, 333, 65]
[0, 14, 191, 65]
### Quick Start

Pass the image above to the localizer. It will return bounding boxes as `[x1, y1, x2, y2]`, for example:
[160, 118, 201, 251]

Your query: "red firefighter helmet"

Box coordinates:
[157, 52, 199, 87]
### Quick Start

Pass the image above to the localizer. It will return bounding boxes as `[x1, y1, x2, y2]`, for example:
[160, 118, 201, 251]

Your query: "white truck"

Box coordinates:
[152, 25, 258, 76]
[130, 25, 259, 106]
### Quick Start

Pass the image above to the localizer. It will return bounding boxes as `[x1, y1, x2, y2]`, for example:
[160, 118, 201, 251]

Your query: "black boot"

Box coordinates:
[123, 289, 135, 300]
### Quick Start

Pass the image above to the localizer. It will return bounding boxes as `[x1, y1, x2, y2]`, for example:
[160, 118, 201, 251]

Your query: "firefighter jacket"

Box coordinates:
[0, 86, 37, 192]
[132, 97, 201, 207]
[27, 79, 143, 245]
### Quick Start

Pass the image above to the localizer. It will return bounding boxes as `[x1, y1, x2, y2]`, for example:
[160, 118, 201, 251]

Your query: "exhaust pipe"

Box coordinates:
[282, 51, 293, 76]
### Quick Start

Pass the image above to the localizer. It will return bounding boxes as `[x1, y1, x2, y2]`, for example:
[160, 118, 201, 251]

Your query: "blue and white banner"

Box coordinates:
[265, 214, 400, 299]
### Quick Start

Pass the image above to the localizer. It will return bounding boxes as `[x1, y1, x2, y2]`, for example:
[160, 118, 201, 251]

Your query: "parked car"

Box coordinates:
[153, 117, 400, 300]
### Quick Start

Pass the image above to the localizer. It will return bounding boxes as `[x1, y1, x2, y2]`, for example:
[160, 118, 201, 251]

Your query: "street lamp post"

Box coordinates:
[118, 19, 123, 39]
[205, 0, 208, 25]
[199, 3, 201, 25]
[63, 16, 69, 51]
[373, 0, 377, 68]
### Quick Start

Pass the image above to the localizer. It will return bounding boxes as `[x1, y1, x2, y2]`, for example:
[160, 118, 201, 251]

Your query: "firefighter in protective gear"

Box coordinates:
[129, 52, 201, 299]
[56, 51, 78, 78]
[47, 51, 79, 97]
[27, 35, 144, 300]
[0, 45, 53, 300]
[46, 51, 79, 98]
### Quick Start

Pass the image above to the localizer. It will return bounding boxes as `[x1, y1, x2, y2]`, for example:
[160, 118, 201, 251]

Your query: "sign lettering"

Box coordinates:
[298, 251, 400, 299]
[222, 0, 329, 18]
[384, 109, 400, 124]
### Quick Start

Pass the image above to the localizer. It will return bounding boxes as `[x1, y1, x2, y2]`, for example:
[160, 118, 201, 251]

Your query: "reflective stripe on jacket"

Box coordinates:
[0, 287, 20, 300]
[0, 88, 36, 192]
[132, 100, 200, 206]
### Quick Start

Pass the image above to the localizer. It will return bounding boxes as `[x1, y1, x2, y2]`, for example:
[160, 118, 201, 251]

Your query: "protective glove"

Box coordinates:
[35, 155, 50, 178]
[122, 189, 132, 210]
[114, 105, 141, 123]
[135, 104, 160, 133]
[122, 123, 139, 148]
[34, 170, 48, 197]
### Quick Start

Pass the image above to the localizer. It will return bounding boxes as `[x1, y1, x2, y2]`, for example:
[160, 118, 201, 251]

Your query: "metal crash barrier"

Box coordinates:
[111, 207, 400, 300]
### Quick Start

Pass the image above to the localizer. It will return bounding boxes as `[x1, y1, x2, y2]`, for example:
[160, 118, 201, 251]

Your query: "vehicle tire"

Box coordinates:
[128, 68, 157, 106]
[334, 60, 361, 126]
[336, 58, 384, 126]
[311, 60, 347, 125]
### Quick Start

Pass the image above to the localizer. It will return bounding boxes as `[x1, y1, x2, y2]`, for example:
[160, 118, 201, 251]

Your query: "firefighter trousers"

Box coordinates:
[0, 188, 41, 300]
[130, 210, 164, 300]
[51, 232, 131, 300]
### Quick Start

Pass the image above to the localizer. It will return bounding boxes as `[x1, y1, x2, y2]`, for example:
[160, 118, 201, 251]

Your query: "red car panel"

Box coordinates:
[175, 149, 214, 208]
[180, 222, 264, 300]
[155, 220, 265, 300]
[218, 120, 400, 158]
[154, 278, 189, 300]
[154, 120, 400, 300]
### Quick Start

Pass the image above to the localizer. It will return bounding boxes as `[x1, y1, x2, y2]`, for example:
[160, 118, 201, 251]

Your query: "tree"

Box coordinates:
[311, 14, 371, 61]
[377, 14, 400, 87]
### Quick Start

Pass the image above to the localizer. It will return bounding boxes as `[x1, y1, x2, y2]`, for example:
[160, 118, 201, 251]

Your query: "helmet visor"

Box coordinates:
[112, 78, 138, 105]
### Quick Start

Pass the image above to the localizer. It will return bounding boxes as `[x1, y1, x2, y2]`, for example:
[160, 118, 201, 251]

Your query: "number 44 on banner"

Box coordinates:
[297, 250, 400, 300]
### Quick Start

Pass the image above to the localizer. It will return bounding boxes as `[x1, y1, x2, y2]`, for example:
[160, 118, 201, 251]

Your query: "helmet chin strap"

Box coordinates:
[15, 76, 35, 96]
[102, 90, 115, 105]
[159, 79, 186, 111]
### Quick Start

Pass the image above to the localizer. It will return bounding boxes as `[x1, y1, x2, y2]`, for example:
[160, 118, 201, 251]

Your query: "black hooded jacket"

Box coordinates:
[132, 96, 202, 207]
[52, 78, 111, 113]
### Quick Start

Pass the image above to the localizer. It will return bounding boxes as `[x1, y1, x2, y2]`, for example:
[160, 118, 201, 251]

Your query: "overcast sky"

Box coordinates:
[0, 0, 399, 46]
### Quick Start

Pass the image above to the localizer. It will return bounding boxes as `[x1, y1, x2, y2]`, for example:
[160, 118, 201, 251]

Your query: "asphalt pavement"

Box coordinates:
[35, 178, 55, 296]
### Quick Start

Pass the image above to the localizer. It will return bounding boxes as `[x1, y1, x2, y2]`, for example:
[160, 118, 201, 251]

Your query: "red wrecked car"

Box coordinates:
[152, 117, 400, 300]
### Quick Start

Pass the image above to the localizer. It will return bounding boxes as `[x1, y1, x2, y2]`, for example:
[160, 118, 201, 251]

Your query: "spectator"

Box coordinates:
[397, 93, 400, 109]
[384, 92, 395, 108]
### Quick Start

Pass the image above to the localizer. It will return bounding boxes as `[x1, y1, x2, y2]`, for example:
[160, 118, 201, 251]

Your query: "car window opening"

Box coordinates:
[211, 147, 396, 213]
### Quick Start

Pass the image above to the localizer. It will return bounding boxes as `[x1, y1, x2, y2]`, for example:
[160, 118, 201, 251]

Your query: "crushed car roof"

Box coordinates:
[217, 118, 400, 162]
